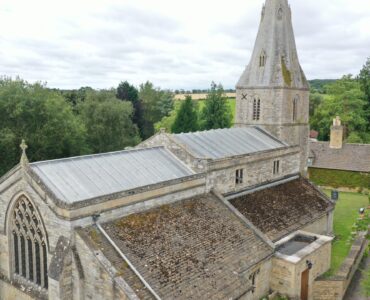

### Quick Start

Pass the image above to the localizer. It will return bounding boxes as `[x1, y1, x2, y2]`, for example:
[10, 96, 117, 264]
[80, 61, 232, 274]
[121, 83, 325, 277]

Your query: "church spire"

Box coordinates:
[237, 0, 308, 89]
[235, 0, 310, 174]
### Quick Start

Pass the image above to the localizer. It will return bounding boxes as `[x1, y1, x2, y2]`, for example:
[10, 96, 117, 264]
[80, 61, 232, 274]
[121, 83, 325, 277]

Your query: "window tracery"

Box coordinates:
[10, 195, 48, 289]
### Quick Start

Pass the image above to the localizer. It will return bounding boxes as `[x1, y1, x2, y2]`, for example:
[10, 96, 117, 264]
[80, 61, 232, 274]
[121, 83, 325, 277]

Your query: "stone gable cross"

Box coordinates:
[20, 139, 29, 166]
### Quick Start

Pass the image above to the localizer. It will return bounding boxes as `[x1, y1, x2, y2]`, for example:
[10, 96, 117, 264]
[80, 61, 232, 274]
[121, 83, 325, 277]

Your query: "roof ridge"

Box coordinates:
[173, 126, 256, 136]
[30, 146, 167, 166]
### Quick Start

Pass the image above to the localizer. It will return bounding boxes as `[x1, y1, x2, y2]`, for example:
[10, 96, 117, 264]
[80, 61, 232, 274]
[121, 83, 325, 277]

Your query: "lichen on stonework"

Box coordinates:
[281, 57, 292, 86]
[89, 228, 101, 244]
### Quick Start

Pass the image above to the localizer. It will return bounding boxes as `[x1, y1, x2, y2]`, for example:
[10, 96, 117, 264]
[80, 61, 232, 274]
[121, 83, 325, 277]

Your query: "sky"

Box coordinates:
[0, 0, 369, 90]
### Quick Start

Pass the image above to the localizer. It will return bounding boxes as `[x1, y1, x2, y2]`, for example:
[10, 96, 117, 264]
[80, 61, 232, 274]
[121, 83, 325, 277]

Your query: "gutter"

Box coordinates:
[95, 222, 162, 300]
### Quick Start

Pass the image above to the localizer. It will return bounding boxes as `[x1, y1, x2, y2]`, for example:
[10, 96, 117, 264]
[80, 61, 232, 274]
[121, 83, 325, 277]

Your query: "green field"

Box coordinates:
[324, 190, 368, 276]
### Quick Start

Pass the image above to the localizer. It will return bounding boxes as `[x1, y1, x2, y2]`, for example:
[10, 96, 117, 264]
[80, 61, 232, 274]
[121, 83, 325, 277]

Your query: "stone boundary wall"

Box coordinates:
[313, 231, 369, 300]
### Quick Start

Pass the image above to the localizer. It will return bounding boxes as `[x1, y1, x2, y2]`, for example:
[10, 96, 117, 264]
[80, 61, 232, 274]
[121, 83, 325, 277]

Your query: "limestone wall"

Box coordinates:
[207, 151, 300, 194]
[253, 259, 273, 300]
[313, 232, 369, 300]
[0, 172, 72, 278]
[271, 241, 332, 300]
[236, 88, 309, 127]
[73, 234, 124, 300]
[301, 214, 332, 237]
[235, 87, 309, 173]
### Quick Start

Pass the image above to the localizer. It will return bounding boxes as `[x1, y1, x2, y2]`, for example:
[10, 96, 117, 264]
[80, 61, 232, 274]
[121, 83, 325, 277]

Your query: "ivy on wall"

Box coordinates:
[308, 168, 370, 189]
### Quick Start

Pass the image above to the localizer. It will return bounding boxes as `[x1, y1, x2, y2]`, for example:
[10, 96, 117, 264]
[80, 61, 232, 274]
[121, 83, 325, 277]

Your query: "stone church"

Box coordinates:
[0, 0, 336, 299]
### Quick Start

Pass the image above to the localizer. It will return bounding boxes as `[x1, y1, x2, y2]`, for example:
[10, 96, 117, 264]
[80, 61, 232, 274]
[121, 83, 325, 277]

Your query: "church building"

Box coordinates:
[0, 1, 335, 300]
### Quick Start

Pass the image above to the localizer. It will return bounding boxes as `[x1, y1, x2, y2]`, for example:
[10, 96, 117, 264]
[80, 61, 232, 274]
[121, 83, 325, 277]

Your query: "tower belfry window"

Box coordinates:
[10, 196, 48, 289]
[253, 98, 261, 121]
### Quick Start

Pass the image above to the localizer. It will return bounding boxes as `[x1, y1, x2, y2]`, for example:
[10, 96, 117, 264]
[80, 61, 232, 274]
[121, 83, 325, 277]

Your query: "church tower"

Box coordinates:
[235, 0, 309, 172]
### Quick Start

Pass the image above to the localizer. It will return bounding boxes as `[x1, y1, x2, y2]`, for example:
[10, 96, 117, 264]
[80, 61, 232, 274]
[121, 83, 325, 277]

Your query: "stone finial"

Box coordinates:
[20, 139, 29, 167]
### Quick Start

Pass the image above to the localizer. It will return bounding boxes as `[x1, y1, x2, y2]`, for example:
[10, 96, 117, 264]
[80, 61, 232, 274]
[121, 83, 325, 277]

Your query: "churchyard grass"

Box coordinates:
[324, 190, 368, 276]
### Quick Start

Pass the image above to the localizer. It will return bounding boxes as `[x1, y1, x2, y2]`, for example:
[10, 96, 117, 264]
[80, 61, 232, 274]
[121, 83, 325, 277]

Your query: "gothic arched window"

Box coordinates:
[10, 195, 48, 289]
[253, 98, 261, 121]
[293, 96, 299, 122]
[259, 50, 266, 67]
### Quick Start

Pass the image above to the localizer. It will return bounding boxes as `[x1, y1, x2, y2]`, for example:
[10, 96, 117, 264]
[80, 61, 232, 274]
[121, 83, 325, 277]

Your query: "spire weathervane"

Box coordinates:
[20, 139, 29, 167]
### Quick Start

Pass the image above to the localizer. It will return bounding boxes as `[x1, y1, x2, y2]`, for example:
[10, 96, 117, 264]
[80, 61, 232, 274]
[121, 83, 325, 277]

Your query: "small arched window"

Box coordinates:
[293, 96, 299, 122]
[10, 195, 48, 289]
[259, 50, 266, 67]
[278, 7, 283, 20]
[253, 98, 261, 121]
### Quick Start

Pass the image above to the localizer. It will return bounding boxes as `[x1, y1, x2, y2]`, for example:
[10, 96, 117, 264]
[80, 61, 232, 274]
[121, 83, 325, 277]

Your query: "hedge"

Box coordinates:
[308, 168, 370, 189]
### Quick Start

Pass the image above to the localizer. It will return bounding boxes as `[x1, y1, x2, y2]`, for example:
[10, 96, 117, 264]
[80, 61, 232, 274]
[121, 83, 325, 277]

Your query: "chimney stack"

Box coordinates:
[329, 116, 343, 149]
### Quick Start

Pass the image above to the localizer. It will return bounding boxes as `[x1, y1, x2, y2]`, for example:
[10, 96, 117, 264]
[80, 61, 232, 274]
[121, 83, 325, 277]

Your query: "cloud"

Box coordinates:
[0, 0, 369, 90]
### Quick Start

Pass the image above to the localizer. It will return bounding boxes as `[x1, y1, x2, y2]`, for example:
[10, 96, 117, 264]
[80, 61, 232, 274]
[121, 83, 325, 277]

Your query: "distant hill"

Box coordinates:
[308, 79, 337, 92]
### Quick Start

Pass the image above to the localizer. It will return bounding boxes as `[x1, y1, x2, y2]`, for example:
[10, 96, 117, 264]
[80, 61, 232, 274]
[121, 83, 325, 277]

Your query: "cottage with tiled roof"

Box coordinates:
[0, 1, 336, 300]
[308, 116, 370, 188]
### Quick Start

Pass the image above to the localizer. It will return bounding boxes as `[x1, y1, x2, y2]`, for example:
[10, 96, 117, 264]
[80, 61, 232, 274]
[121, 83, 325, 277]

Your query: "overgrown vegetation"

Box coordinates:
[309, 168, 370, 189]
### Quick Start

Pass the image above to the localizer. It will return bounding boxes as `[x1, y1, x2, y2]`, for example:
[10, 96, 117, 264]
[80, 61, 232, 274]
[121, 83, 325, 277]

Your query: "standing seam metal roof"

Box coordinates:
[172, 127, 286, 159]
[30, 147, 194, 204]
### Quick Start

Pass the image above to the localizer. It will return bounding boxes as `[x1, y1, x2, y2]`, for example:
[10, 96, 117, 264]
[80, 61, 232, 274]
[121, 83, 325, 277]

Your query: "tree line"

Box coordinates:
[309, 57, 370, 143]
[0, 79, 232, 176]
[0, 79, 173, 175]
[1, 57, 368, 176]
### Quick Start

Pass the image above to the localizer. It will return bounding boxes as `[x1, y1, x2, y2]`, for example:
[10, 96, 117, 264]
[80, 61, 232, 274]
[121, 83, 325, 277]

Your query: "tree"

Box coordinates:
[139, 82, 174, 139]
[155, 102, 181, 133]
[61, 87, 93, 109]
[116, 81, 145, 138]
[310, 75, 367, 141]
[116, 81, 139, 103]
[358, 57, 370, 127]
[79, 90, 140, 153]
[200, 82, 232, 130]
[309, 92, 323, 117]
[0, 78, 88, 176]
[171, 96, 199, 133]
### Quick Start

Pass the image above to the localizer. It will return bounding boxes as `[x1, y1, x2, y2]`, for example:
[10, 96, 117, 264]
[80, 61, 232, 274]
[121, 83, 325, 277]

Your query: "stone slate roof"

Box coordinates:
[77, 227, 154, 300]
[229, 177, 334, 242]
[30, 147, 194, 204]
[172, 127, 286, 159]
[90, 194, 272, 300]
[309, 141, 370, 173]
